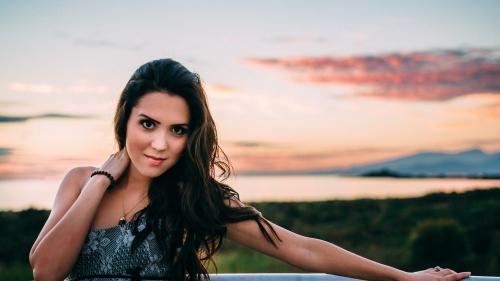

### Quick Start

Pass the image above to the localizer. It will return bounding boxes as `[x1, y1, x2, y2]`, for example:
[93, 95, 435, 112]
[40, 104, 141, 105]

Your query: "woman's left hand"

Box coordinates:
[409, 267, 471, 281]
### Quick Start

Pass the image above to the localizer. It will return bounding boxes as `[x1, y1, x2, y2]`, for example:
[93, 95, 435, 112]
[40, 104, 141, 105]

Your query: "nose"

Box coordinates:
[151, 132, 168, 151]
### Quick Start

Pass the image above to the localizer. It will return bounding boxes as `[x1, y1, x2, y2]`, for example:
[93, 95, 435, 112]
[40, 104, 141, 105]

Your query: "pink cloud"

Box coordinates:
[245, 49, 500, 101]
[0, 157, 99, 180]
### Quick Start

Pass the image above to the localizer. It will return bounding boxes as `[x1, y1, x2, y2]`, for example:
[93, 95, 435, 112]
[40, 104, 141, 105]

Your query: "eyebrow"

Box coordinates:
[138, 114, 189, 127]
[139, 114, 161, 124]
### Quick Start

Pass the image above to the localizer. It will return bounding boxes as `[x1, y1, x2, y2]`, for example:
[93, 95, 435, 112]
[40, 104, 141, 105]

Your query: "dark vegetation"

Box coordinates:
[219, 188, 500, 275]
[1, 188, 499, 278]
[0, 208, 49, 280]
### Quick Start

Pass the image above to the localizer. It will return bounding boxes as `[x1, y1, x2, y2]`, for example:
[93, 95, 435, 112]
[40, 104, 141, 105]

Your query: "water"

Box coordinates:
[227, 176, 500, 202]
[1, 176, 499, 210]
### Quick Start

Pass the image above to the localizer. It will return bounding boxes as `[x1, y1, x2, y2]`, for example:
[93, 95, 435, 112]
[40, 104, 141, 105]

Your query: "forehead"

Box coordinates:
[131, 92, 190, 123]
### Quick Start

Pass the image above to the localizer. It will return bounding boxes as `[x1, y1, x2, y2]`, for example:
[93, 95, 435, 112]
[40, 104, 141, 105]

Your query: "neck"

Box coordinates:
[118, 165, 151, 193]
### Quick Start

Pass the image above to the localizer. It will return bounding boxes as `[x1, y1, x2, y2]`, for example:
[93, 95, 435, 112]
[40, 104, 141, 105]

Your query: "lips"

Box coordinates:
[145, 155, 166, 166]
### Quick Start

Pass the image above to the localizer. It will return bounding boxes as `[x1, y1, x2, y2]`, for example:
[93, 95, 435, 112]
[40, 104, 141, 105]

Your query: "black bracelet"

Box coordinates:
[90, 170, 116, 185]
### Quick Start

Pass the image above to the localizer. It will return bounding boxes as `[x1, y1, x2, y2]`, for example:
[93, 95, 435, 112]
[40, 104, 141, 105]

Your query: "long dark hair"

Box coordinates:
[114, 59, 280, 281]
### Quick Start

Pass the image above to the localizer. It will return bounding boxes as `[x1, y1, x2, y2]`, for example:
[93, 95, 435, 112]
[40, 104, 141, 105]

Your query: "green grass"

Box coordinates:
[209, 247, 305, 273]
[0, 263, 33, 281]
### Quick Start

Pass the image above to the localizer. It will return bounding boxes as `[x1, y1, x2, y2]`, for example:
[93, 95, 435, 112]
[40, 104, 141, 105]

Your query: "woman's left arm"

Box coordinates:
[225, 217, 470, 281]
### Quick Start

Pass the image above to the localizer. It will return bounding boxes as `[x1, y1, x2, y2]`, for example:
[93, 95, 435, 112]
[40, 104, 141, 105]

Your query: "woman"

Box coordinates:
[30, 59, 471, 281]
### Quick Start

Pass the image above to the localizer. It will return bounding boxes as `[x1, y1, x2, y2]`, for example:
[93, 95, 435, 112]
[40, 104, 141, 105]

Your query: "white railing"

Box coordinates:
[210, 274, 498, 281]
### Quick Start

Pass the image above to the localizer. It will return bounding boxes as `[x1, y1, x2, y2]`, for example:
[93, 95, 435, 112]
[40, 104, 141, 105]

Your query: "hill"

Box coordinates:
[243, 149, 500, 176]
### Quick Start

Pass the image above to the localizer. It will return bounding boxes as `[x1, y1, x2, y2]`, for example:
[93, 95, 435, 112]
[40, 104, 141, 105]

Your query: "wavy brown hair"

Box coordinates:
[113, 59, 280, 281]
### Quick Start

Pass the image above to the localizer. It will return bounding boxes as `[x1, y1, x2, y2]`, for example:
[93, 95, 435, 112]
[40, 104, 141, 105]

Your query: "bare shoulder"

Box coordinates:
[30, 166, 97, 256]
[64, 166, 96, 185]
[54, 166, 96, 206]
[44, 166, 96, 225]
[61, 166, 96, 190]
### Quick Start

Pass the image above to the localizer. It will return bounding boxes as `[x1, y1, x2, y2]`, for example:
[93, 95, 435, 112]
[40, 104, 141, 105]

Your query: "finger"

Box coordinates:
[440, 269, 456, 275]
[118, 149, 129, 160]
[121, 147, 130, 163]
[442, 272, 471, 281]
[427, 267, 440, 274]
[122, 146, 129, 156]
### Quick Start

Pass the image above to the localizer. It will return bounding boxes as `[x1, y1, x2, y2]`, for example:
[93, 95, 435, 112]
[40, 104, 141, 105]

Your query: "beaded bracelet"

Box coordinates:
[90, 170, 116, 185]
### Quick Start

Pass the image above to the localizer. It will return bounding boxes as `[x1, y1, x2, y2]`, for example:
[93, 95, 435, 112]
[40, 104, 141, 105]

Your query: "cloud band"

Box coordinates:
[245, 48, 500, 101]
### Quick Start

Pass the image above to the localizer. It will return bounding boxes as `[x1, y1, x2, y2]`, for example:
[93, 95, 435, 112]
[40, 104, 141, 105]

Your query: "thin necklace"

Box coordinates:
[119, 189, 148, 226]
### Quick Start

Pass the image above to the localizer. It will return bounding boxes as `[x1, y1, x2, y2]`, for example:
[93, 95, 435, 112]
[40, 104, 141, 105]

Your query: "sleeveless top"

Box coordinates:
[65, 216, 172, 281]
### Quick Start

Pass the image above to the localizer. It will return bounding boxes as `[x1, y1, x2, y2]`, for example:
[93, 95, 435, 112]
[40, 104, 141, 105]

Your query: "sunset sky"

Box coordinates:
[1, 1, 499, 179]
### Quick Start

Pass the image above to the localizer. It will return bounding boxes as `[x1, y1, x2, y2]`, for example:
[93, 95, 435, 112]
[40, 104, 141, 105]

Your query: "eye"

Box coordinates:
[171, 126, 187, 135]
[140, 120, 155, 130]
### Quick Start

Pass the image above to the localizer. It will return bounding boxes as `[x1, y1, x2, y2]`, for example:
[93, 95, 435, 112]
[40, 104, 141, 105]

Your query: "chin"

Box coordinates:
[134, 164, 171, 179]
[145, 169, 170, 179]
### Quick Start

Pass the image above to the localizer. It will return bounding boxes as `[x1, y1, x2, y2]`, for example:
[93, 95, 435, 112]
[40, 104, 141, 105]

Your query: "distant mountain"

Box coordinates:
[243, 149, 500, 176]
[310, 149, 500, 176]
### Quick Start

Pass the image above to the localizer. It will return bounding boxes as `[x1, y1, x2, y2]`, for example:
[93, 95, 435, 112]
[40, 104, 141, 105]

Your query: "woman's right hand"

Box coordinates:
[98, 148, 131, 183]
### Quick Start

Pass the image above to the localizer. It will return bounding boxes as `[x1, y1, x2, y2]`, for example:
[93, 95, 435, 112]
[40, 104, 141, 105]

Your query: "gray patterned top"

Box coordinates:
[66, 216, 172, 281]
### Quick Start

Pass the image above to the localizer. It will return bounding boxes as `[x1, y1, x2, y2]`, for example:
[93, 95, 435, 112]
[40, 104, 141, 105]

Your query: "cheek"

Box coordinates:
[125, 130, 147, 155]
[125, 138, 138, 161]
[172, 138, 188, 155]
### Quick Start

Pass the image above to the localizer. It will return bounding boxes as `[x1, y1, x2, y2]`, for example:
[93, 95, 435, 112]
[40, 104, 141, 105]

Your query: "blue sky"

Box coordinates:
[1, 1, 499, 178]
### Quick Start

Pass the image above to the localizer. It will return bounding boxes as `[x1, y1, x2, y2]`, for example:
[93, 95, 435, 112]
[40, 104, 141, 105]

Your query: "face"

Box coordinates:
[126, 91, 190, 179]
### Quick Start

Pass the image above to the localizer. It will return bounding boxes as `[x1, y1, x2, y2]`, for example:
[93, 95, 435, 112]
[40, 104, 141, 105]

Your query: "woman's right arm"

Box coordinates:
[29, 167, 108, 281]
[30, 150, 129, 281]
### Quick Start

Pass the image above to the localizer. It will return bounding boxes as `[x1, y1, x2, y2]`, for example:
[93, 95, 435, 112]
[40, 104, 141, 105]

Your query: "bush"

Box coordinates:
[409, 219, 471, 271]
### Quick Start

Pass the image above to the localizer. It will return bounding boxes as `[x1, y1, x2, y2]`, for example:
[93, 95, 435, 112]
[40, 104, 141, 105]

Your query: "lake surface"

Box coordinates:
[1, 176, 499, 210]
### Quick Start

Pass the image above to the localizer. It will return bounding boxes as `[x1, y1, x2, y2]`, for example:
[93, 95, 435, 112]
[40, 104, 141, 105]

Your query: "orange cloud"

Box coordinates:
[461, 96, 500, 119]
[0, 163, 63, 180]
[245, 49, 500, 101]
[478, 102, 500, 119]
[203, 83, 237, 96]
[434, 120, 476, 129]
[446, 93, 500, 119]
[0, 157, 99, 180]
